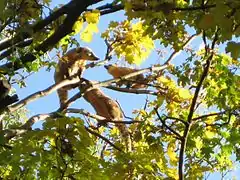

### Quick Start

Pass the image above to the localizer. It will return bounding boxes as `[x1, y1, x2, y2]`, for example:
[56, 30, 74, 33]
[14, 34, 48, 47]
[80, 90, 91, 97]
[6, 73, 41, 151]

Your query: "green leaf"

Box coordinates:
[0, 0, 6, 17]
[198, 14, 215, 30]
[226, 41, 240, 59]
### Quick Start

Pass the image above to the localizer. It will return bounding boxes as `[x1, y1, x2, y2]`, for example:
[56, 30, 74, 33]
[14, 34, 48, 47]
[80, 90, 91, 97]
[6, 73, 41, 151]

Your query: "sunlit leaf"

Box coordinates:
[178, 88, 192, 100]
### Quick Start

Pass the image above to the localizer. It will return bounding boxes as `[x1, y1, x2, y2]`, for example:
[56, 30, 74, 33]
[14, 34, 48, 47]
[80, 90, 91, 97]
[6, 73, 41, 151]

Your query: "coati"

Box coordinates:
[80, 81, 131, 151]
[104, 64, 146, 89]
[54, 47, 99, 108]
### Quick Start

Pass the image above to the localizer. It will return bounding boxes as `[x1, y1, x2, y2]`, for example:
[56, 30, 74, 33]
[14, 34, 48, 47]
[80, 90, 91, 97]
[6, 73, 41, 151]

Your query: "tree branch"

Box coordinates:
[0, 0, 103, 52]
[85, 127, 124, 152]
[164, 116, 188, 126]
[178, 29, 219, 180]
[0, 39, 33, 60]
[59, 64, 169, 111]
[192, 111, 227, 121]
[105, 86, 158, 95]
[154, 108, 182, 140]
[67, 108, 141, 124]
[8, 77, 81, 112]
[0, 0, 103, 72]
[165, 33, 202, 64]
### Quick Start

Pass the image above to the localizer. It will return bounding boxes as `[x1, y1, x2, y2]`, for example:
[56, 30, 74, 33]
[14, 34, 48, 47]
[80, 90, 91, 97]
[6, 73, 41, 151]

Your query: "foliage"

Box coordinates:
[102, 20, 154, 65]
[0, 0, 239, 179]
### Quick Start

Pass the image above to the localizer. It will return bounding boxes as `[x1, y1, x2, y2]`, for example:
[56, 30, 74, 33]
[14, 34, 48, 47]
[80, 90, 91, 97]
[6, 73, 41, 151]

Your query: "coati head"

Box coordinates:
[62, 47, 99, 62]
[75, 47, 99, 61]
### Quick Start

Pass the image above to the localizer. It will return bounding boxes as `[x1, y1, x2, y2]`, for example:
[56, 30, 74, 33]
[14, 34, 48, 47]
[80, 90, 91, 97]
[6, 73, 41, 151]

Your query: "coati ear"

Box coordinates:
[75, 47, 82, 53]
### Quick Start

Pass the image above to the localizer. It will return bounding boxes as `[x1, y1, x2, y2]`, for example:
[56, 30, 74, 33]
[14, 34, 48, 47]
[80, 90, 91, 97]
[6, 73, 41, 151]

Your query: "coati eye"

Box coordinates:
[87, 52, 93, 56]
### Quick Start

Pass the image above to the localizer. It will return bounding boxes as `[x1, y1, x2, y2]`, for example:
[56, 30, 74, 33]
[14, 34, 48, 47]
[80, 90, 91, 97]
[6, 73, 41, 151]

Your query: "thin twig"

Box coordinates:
[115, 100, 134, 120]
[192, 111, 227, 121]
[165, 33, 202, 64]
[154, 108, 182, 140]
[85, 127, 123, 152]
[105, 86, 158, 96]
[164, 116, 188, 126]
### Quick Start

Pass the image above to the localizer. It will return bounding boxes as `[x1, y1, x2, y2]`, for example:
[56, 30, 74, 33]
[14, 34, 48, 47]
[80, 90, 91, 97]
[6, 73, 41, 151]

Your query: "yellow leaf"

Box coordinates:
[81, 24, 98, 42]
[84, 10, 100, 24]
[167, 142, 178, 165]
[157, 76, 170, 84]
[88, 23, 99, 33]
[178, 88, 192, 100]
[72, 18, 83, 34]
[139, 109, 147, 116]
[205, 127, 215, 139]
[103, 150, 111, 156]
[103, 20, 153, 65]
[205, 116, 215, 125]
[194, 137, 203, 150]
[167, 168, 178, 179]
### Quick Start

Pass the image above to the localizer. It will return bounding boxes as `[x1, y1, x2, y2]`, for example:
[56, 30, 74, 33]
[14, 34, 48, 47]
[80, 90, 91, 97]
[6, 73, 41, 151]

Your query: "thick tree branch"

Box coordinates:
[3, 109, 124, 152]
[0, 0, 103, 52]
[0, 0, 103, 72]
[0, 0, 70, 52]
[0, 39, 33, 60]
[99, 4, 124, 15]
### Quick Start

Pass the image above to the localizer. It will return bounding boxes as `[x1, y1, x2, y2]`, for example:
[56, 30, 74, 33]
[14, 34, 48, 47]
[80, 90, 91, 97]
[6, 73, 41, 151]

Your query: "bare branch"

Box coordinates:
[165, 33, 202, 64]
[0, 39, 33, 60]
[8, 77, 81, 112]
[99, 4, 124, 16]
[21, 113, 56, 129]
[115, 100, 134, 120]
[192, 111, 227, 121]
[105, 86, 158, 96]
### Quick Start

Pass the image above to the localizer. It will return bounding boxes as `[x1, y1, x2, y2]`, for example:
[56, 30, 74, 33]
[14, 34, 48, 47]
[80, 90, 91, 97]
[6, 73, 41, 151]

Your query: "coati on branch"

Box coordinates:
[104, 64, 146, 89]
[54, 47, 99, 108]
[80, 81, 131, 151]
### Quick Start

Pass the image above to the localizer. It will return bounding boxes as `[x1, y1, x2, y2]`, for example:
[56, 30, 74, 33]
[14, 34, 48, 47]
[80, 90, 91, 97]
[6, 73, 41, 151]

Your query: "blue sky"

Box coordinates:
[11, 0, 240, 179]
